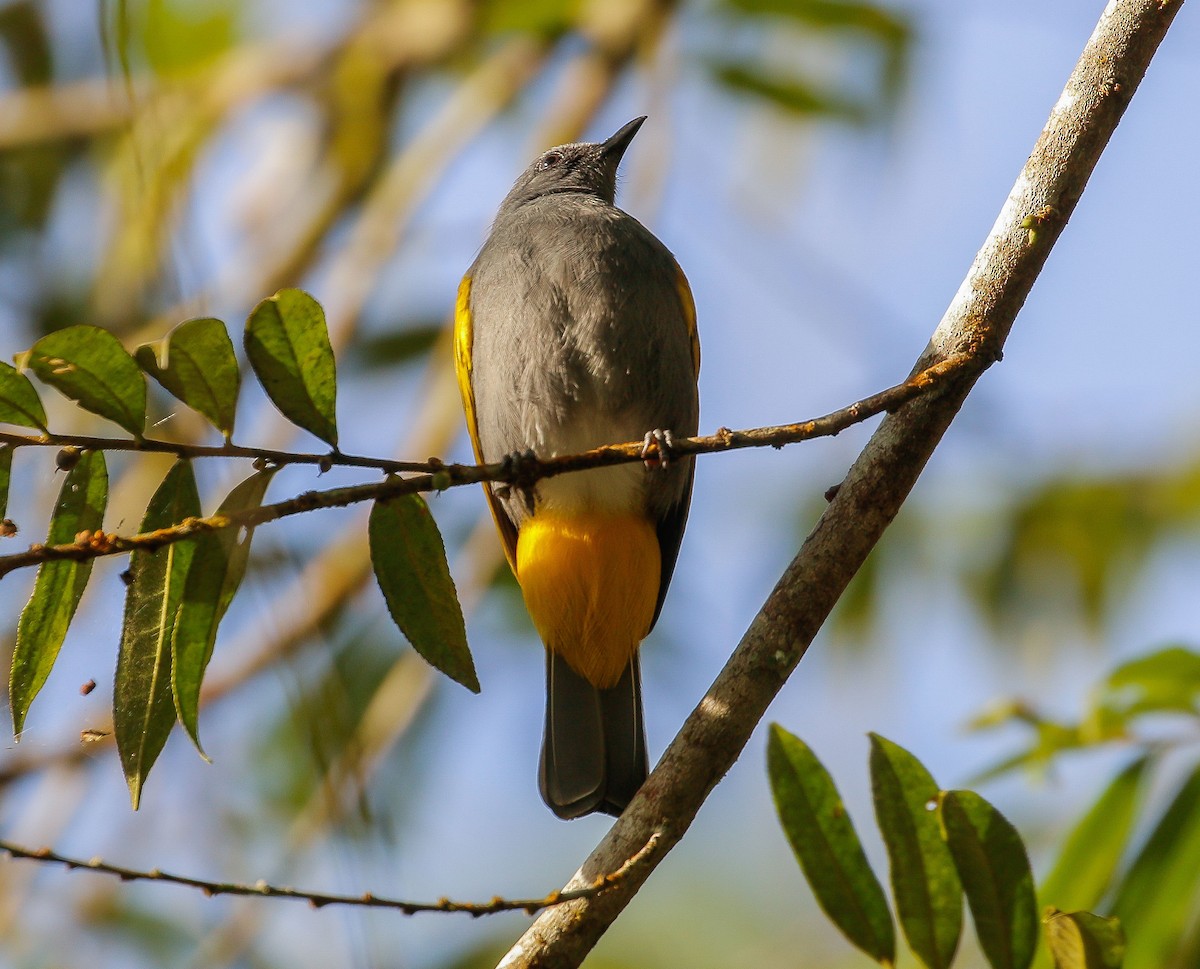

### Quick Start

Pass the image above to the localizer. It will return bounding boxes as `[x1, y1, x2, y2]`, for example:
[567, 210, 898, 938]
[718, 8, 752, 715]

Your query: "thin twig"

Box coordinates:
[0, 833, 659, 916]
[0, 353, 978, 579]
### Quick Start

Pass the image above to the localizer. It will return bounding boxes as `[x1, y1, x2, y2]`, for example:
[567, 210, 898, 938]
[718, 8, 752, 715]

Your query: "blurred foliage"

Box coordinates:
[830, 458, 1200, 641]
[974, 644, 1200, 968]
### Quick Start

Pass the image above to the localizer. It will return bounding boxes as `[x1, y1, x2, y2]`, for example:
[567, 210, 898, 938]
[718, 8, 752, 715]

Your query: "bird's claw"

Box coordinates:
[641, 429, 676, 470]
[496, 448, 539, 513]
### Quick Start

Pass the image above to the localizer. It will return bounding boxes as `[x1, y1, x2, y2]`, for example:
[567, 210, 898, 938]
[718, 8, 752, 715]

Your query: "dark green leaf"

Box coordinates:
[369, 493, 476, 692]
[114, 460, 201, 809]
[0, 360, 48, 431]
[870, 734, 962, 968]
[0, 444, 11, 521]
[768, 724, 895, 965]
[1110, 761, 1200, 968]
[1038, 757, 1148, 913]
[10, 451, 108, 733]
[136, 317, 240, 440]
[244, 289, 338, 447]
[346, 323, 443, 371]
[22, 325, 146, 437]
[172, 469, 275, 754]
[1043, 910, 1125, 969]
[940, 790, 1038, 969]
[710, 61, 870, 123]
[0, 2, 53, 84]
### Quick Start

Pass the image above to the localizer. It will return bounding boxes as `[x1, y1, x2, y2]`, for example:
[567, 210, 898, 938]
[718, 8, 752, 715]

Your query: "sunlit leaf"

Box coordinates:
[768, 725, 895, 965]
[1110, 762, 1200, 968]
[1038, 757, 1149, 914]
[10, 451, 108, 733]
[870, 734, 962, 969]
[0, 360, 48, 431]
[172, 469, 275, 754]
[1099, 644, 1200, 717]
[136, 316, 240, 440]
[244, 289, 338, 448]
[369, 493, 476, 692]
[114, 460, 201, 809]
[940, 790, 1037, 969]
[23, 325, 146, 437]
[480, 0, 574, 36]
[1043, 910, 1125, 969]
[143, 0, 236, 73]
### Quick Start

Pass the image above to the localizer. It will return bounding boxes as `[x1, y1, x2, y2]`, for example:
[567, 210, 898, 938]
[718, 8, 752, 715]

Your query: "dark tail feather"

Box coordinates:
[539, 652, 647, 820]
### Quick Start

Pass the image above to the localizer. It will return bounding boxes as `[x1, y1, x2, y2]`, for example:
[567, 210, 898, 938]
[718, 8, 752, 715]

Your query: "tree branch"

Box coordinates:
[497, 2, 1184, 966]
[0, 353, 974, 579]
[0, 834, 658, 916]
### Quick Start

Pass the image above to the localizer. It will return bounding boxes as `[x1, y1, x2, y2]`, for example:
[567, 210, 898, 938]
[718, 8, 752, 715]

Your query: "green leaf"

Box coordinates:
[136, 317, 240, 440]
[244, 289, 338, 447]
[940, 790, 1038, 969]
[1043, 910, 1125, 969]
[114, 460, 201, 809]
[0, 443, 11, 521]
[1100, 645, 1200, 717]
[369, 493, 477, 692]
[1038, 757, 1149, 913]
[22, 325, 147, 437]
[0, 360, 48, 431]
[10, 451, 108, 733]
[172, 469, 275, 754]
[1109, 761, 1200, 968]
[710, 61, 870, 123]
[767, 725, 895, 965]
[869, 734, 962, 969]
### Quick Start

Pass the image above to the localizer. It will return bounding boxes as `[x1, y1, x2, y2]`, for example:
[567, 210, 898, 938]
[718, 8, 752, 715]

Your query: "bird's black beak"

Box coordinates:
[600, 116, 647, 161]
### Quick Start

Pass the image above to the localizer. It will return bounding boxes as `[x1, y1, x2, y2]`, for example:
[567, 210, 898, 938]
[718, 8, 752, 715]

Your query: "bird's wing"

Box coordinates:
[650, 262, 700, 629]
[454, 273, 519, 572]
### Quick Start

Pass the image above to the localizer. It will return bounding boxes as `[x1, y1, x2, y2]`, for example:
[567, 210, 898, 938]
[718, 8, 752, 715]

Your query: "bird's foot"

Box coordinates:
[641, 429, 677, 470]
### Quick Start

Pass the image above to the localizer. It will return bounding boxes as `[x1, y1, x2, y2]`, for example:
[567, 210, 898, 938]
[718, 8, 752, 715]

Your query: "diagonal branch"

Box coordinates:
[497, 1, 1184, 966]
[0, 353, 974, 579]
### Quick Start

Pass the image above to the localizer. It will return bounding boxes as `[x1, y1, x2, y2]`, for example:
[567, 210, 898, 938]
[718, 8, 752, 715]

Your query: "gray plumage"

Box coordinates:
[463, 117, 698, 818]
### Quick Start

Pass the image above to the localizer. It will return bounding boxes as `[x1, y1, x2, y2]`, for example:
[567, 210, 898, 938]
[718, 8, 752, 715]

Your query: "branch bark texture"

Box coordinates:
[498, 2, 1184, 966]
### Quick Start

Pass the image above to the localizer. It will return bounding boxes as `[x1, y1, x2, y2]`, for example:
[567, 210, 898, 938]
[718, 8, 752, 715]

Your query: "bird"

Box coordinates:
[454, 116, 699, 819]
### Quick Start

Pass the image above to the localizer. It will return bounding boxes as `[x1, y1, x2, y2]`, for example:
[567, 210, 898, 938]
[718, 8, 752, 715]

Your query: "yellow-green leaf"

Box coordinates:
[1109, 762, 1200, 968]
[244, 289, 338, 447]
[1044, 910, 1124, 969]
[0, 360, 47, 431]
[136, 316, 240, 440]
[172, 469, 275, 754]
[870, 734, 963, 969]
[10, 450, 108, 733]
[369, 493, 476, 692]
[768, 724, 895, 965]
[114, 460, 201, 809]
[1038, 757, 1148, 914]
[23, 325, 146, 437]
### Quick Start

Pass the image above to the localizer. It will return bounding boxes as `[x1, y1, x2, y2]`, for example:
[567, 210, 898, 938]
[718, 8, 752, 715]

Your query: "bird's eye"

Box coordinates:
[538, 150, 564, 171]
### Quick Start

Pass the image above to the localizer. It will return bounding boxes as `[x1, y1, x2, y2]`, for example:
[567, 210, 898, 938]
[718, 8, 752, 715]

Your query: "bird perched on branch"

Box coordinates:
[454, 117, 699, 819]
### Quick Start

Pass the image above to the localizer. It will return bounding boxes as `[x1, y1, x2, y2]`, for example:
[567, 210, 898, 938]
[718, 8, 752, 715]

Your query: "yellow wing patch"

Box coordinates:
[674, 263, 701, 376]
[453, 275, 478, 458]
[454, 273, 519, 572]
